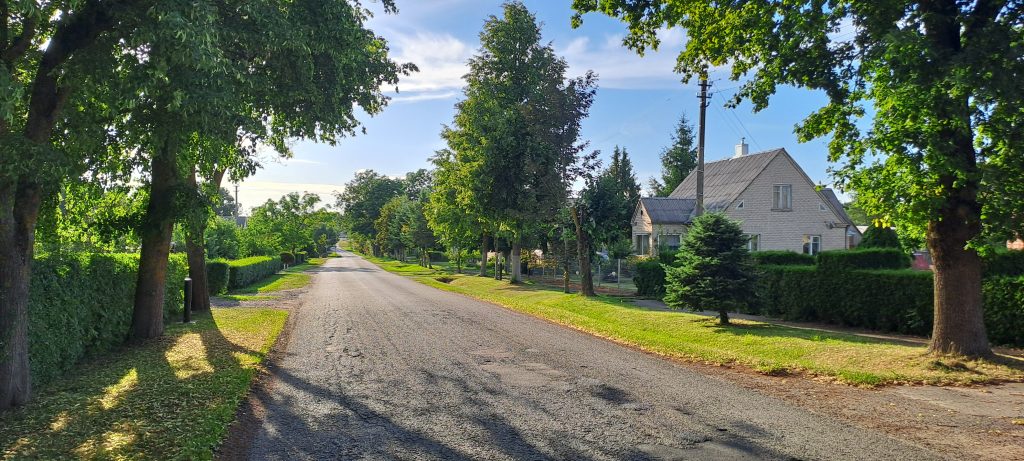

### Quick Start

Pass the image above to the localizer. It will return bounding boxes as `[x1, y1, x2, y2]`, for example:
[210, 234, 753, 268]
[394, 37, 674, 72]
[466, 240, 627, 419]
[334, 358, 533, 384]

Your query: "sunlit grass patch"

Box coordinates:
[0, 308, 287, 460]
[365, 259, 1024, 387]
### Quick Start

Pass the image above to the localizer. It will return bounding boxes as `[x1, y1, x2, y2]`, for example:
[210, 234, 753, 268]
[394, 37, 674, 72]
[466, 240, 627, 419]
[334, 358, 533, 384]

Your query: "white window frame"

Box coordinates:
[773, 184, 793, 211]
[745, 234, 760, 252]
[803, 235, 821, 255]
[819, 202, 828, 211]
[634, 234, 651, 255]
[658, 233, 682, 251]
[736, 200, 744, 210]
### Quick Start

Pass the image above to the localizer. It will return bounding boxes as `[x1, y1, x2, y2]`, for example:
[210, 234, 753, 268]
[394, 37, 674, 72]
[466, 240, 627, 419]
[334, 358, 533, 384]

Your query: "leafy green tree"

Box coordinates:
[859, 226, 902, 250]
[663, 214, 756, 324]
[374, 195, 410, 259]
[205, 217, 240, 260]
[572, 159, 639, 296]
[427, 150, 483, 274]
[443, 1, 597, 283]
[213, 187, 238, 217]
[573, 0, 1024, 356]
[648, 114, 697, 197]
[336, 170, 406, 254]
[605, 146, 642, 242]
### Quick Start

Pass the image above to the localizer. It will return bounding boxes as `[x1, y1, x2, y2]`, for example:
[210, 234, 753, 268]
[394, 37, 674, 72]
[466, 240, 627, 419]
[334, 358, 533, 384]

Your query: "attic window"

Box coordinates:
[819, 203, 827, 211]
[736, 201, 744, 210]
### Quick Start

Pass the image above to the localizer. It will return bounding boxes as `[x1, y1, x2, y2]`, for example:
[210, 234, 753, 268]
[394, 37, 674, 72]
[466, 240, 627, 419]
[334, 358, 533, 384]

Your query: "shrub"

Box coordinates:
[28, 253, 185, 387]
[206, 259, 230, 295]
[817, 248, 911, 271]
[227, 256, 283, 290]
[664, 214, 756, 323]
[633, 259, 666, 298]
[280, 252, 295, 266]
[982, 275, 1024, 346]
[751, 250, 815, 266]
[983, 250, 1024, 277]
[859, 226, 901, 248]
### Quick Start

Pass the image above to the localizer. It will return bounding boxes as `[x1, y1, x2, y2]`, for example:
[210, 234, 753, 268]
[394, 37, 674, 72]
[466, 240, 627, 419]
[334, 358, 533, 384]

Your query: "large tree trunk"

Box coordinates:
[571, 205, 596, 297]
[479, 233, 490, 277]
[131, 143, 180, 341]
[928, 210, 990, 357]
[509, 238, 522, 283]
[184, 169, 210, 311]
[0, 179, 43, 409]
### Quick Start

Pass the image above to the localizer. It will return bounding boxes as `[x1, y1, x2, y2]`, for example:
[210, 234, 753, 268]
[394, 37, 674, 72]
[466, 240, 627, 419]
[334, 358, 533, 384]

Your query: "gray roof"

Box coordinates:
[818, 188, 859, 234]
[639, 197, 697, 224]
[669, 149, 784, 210]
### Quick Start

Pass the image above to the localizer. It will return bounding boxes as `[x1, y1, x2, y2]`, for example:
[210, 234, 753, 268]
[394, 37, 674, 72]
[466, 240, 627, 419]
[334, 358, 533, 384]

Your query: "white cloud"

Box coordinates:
[390, 31, 473, 93]
[558, 27, 699, 89]
[389, 91, 459, 104]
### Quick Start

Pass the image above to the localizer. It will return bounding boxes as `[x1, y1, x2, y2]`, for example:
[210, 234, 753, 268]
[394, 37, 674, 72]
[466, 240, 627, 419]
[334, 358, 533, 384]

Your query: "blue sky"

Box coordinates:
[235, 0, 839, 212]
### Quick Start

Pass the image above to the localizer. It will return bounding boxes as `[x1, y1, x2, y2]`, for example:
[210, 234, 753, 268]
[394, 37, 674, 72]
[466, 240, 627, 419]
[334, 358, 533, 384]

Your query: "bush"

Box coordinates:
[206, 259, 230, 295]
[227, 256, 283, 290]
[280, 252, 295, 266]
[817, 248, 911, 271]
[751, 250, 815, 266]
[755, 265, 933, 334]
[634, 259, 666, 298]
[28, 253, 185, 387]
[859, 226, 901, 248]
[982, 275, 1024, 346]
[429, 251, 449, 262]
[983, 250, 1024, 277]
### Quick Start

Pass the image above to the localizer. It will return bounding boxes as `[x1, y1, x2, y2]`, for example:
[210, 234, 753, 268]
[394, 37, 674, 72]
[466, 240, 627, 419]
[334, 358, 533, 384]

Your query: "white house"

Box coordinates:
[631, 143, 860, 255]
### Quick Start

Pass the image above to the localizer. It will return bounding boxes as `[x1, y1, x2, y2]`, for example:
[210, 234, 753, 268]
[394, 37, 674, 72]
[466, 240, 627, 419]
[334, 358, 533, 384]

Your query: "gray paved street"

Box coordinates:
[244, 251, 941, 460]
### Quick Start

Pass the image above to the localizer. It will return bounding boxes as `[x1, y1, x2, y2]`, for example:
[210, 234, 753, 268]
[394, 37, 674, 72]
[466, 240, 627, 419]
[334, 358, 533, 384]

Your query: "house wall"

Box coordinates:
[1009, 239, 1024, 251]
[630, 207, 687, 255]
[724, 154, 848, 253]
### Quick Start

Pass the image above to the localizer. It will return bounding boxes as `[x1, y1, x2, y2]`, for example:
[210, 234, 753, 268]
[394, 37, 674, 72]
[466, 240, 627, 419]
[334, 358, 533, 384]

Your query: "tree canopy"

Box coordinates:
[648, 114, 697, 196]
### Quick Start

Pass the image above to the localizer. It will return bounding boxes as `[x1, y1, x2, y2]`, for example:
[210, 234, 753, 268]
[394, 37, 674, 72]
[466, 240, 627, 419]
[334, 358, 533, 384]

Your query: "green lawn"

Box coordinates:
[225, 257, 327, 298]
[362, 253, 1024, 386]
[0, 308, 287, 460]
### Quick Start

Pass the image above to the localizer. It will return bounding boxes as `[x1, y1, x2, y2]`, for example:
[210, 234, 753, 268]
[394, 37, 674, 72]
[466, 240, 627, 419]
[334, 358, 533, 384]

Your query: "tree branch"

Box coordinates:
[3, 17, 37, 64]
[964, 0, 1007, 44]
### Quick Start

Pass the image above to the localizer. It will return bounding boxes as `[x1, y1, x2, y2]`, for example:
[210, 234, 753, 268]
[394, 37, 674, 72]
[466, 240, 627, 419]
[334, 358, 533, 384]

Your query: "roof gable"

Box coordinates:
[639, 197, 696, 224]
[668, 149, 783, 209]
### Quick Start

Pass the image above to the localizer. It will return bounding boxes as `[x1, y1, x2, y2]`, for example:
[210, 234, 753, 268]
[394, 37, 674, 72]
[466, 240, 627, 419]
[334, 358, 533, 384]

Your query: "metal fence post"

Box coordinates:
[183, 277, 193, 323]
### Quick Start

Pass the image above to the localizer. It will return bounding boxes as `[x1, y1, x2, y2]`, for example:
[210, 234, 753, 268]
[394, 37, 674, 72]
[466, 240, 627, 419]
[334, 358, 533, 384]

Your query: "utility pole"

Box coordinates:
[695, 78, 711, 217]
[234, 183, 240, 218]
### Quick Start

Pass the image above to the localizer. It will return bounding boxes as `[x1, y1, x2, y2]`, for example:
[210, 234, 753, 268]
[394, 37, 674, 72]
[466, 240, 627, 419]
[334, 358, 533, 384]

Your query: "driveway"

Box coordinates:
[231, 252, 941, 460]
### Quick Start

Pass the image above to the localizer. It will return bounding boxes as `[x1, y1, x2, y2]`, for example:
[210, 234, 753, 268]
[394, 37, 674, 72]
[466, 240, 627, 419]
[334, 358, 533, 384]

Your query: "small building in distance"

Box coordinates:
[631, 143, 860, 256]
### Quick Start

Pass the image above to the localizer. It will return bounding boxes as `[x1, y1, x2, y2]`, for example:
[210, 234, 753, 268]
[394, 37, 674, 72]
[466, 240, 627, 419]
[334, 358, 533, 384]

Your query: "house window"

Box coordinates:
[773, 184, 792, 210]
[745, 234, 760, 252]
[634, 234, 650, 255]
[736, 201, 744, 210]
[819, 203, 828, 211]
[658, 234, 681, 251]
[803, 235, 821, 255]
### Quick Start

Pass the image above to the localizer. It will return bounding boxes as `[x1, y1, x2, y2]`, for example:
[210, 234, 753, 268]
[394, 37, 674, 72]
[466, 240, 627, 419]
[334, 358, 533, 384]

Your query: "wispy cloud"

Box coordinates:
[389, 31, 473, 93]
[390, 91, 459, 104]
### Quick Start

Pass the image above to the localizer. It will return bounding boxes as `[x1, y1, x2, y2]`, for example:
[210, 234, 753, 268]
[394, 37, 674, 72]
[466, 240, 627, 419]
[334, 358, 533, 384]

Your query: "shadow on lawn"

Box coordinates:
[0, 310, 263, 459]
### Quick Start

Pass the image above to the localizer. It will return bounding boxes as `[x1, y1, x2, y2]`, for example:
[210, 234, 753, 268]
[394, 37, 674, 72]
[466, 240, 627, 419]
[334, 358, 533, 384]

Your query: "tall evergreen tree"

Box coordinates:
[648, 114, 697, 196]
[606, 146, 641, 241]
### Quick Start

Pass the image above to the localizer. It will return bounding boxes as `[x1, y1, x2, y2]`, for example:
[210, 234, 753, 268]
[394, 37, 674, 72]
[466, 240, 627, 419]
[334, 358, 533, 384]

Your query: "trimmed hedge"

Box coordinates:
[817, 248, 911, 271]
[634, 260, 666, 297]
[227, 256, 283, 290]
[206, 259, 230, 295]
[984, 250, 1024, 277]
[755, 266, 1024, 347]
[751, 250, 815, 266]
[28, 253, 186, 386]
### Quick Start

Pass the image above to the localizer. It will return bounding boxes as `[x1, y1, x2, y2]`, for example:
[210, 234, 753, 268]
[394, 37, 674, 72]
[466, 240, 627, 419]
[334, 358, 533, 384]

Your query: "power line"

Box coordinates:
[715, 93, 762, 151]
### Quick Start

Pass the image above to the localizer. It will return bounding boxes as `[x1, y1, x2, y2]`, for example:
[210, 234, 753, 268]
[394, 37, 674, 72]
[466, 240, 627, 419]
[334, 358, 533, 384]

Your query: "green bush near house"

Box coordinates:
[983, 250, 1024, 277]
[27, 253, 186, 387]
[751, 250, 815, 266]
[816, 248, 911, 271]
[633, 259, 666, 297]
[206, 259, 230, 295]
[982, 275, 1024, 346]
[859, 225, 901, 248]
[228, 256, 283, 290]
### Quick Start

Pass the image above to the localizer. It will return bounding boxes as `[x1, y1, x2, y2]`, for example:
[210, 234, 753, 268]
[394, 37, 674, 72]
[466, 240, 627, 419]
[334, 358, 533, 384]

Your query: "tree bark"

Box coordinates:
[928, 211, 990, 357]
[184, 168, 211, 311]
[479, 233, 490, 277]
[571, 205, 596, 297]
[0, 179, 42, 409]
[131, 142, 180, 341]
[509, 238, 522, 283]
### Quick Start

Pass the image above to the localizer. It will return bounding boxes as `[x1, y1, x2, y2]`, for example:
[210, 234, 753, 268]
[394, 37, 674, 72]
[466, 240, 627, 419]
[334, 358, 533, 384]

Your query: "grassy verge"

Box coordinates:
[362, 253, 1024, 386]
[1, 308, 287, 460]
[223, 258, 327, 299]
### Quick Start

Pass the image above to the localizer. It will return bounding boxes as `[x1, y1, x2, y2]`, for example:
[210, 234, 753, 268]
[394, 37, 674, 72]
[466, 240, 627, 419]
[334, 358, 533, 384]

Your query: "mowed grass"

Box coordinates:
[0, 308, 287, 460]
[226, 257, 327, 297]
[363, 254, 1024, 386]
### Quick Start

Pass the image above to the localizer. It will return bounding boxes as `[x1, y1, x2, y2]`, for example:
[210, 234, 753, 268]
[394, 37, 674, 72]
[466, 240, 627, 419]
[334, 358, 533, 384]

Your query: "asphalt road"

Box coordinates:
[242, 251, 941, 460]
